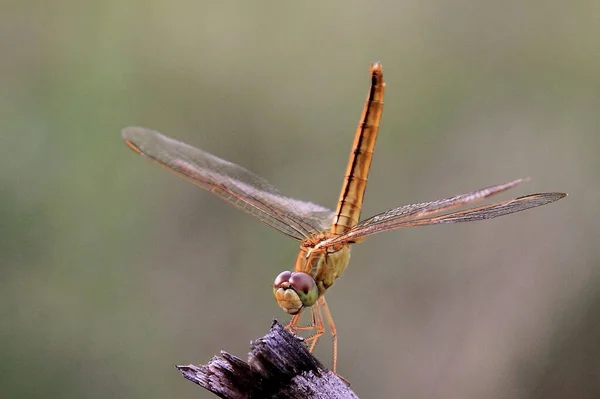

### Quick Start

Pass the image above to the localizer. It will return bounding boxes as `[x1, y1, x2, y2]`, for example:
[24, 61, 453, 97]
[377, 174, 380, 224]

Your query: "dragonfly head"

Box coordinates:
[273, 271, 318, 315]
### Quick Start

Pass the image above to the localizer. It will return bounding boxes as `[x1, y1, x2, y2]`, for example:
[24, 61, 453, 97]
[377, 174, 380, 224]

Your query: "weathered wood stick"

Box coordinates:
[175, 320, 358, 398]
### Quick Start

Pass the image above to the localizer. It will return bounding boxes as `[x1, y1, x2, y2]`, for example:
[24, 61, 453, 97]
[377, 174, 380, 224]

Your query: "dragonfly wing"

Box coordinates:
[324, 183, 566, 245]
[346, 179, 525, 234]
[404, 193, 567, 225]
[122, 127, 334, 240]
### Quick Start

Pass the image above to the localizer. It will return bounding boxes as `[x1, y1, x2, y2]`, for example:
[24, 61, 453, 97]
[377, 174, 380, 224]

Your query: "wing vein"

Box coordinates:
[122, 127, 334, 240]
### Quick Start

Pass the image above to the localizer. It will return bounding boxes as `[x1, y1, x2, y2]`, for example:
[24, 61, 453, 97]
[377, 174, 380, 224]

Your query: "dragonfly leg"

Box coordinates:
[285, 307, 322, 349]
[303, 299, 325, 353]
[285, 298, 348, 383]
[320, 297, 339, 374]
[286, 304, 326, 331]
[285, 313, 303, 335]
[286, 308, 315, 331]
[305, 298, 349, 383]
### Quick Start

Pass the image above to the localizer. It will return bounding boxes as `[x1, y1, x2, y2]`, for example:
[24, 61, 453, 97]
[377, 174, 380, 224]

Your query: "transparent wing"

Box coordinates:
[122, 127, 334, 241]
[324, 181, 566, 245]
[352, 179, 526, 229]
[402, 193, 567, 225]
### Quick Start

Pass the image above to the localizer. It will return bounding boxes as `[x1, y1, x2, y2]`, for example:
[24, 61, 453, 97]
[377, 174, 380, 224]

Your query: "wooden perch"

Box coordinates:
[175, 320, 359, 399]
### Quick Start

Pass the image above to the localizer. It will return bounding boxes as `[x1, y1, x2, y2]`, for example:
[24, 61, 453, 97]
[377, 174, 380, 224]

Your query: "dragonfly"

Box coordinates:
[122, 62, 566, 375]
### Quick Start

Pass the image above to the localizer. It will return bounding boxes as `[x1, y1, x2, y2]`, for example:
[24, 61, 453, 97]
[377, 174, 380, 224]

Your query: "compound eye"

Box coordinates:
[289, 272, 315, 294]
[289, 272, 318, 307]
[273, 270, 292, 288]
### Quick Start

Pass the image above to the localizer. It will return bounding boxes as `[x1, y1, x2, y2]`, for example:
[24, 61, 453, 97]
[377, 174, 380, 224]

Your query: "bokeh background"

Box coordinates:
[1, 1, 598, 398]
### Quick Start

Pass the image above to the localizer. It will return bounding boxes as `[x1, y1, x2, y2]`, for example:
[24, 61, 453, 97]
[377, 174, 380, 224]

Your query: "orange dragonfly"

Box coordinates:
[122, 63, 566, 374]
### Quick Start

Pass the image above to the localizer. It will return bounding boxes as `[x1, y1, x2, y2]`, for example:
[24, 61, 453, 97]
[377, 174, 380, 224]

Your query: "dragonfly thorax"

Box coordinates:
[298, 236, 351, 286]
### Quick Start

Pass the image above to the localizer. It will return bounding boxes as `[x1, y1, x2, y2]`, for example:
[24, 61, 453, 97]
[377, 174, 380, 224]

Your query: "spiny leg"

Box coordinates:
[304, 300, 325, 352]
[320, 297, 339, 374]
[284, 304, 324, 351]
[285, 298, 347, 382]
[285, 313, 303, 335]
[285, 311, 316, 332]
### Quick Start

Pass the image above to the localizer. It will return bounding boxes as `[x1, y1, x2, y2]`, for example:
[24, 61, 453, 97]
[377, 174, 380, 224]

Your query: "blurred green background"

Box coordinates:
[1, 1, 598, 398]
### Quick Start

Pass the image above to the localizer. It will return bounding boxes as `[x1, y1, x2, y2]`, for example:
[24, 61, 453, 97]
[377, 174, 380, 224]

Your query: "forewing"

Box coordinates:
[325, 181, 565, 244]
[403, 193, 567, 225]
[347, 179, 524, 234]
[122, 127, 334, 240]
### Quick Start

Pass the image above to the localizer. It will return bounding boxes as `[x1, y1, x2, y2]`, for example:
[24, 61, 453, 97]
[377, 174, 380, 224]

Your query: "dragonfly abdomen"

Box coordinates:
[332, 63, 385, 235]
